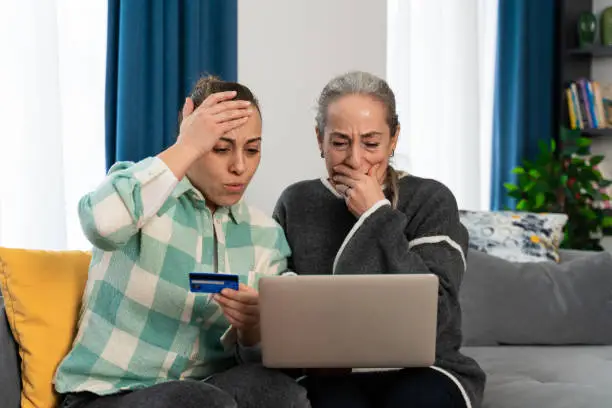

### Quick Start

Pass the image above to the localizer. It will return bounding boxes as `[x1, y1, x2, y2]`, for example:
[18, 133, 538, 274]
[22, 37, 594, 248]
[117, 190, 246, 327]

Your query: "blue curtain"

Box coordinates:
[490, 0, 556, 210]
[105, 0, 237, 170]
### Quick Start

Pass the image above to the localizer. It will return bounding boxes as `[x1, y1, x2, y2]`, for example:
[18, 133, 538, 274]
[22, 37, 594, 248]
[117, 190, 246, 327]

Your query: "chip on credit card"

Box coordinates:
[189, 272, 239, 294]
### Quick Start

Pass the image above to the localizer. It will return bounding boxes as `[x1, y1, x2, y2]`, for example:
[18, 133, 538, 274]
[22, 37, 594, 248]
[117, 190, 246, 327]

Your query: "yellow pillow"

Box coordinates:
[0, 248, 91, 408]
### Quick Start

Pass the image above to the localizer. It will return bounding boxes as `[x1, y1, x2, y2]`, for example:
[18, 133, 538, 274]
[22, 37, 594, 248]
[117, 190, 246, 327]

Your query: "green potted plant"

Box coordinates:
[504, 127, 612, 251]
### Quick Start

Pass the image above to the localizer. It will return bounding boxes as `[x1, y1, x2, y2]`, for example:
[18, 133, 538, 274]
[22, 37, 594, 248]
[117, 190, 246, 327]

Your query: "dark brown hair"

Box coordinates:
[179, 75, 260, 125]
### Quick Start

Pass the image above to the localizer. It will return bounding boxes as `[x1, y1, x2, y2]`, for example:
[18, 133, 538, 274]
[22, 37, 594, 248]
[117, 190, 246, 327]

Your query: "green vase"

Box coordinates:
[578, 12, 597, 47]
[601, 7, 612, 46]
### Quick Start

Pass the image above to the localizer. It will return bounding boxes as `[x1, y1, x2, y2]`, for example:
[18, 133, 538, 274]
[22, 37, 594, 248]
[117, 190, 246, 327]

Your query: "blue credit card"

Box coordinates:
[189, 272, 239, 294]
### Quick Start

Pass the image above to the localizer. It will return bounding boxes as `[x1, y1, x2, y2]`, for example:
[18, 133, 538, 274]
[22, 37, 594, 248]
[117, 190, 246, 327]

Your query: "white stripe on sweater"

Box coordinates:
[408, 235, 466, 271]
[348, 366, 472, 408]
[430, 365, 472, 408]
[320, 177, 343, 199]
[332, 199, 391, 274]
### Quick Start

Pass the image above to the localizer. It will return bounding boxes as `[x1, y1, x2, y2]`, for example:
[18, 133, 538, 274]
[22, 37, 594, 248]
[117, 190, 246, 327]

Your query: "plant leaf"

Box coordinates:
[529, 169, 541, 178]
[535, 192, 546, 208]
[603, 217, 612, 227]
[512, 167, 526, 175]
[504, 183, 519, 191]
[508, 191, 523, 199]
[563, 144, 579, 155]
[590, 155, 605, 166]
[561, 174, 569, 185]
[600, 180, 612, 188]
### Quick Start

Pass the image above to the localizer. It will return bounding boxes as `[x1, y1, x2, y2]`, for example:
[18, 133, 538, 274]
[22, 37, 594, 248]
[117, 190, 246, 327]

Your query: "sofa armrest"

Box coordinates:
[0, 303, 21, 408]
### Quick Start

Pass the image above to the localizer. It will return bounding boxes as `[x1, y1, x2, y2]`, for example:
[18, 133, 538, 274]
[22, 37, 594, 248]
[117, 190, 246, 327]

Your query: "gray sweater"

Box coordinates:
[273, 175, 486, 408]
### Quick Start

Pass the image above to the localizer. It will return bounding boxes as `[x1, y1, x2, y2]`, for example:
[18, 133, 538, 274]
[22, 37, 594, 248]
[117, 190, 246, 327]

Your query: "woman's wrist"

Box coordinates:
[157, 142, 201, 180]
[357, 197, 391, 219]
[237, 326, 261, 347]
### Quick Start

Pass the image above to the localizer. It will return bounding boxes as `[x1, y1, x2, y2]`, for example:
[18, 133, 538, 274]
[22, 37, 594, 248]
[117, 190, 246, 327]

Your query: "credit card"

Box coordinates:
[189, 272, 239, 294]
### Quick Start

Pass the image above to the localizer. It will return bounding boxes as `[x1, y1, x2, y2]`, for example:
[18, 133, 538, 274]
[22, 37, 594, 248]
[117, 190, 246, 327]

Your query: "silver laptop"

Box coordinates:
[258, 274, 439, 369]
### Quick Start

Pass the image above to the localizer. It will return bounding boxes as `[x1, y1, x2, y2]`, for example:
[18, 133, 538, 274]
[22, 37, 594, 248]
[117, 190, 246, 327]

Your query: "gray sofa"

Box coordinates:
[460, 248, 612, 408]
[1, 249, 611, 408]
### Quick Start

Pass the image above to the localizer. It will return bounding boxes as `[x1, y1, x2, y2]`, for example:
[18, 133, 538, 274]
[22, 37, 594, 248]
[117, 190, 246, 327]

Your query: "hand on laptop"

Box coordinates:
[213, 283, 261, 346]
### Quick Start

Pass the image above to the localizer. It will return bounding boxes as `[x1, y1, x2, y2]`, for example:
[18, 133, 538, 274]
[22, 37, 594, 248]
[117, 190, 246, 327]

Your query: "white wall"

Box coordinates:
[238, 0, 387, 215]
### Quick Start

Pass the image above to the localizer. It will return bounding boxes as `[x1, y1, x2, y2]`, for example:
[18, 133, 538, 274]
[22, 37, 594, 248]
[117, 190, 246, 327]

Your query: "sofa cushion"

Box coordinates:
[462, 346, 612, 408]
[461, 249, 612, 346]
[0, 247, 91, 408]
[459, 210, 567, 263]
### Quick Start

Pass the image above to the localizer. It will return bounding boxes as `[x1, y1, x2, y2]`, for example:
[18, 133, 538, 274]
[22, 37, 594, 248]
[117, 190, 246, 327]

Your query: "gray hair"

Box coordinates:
[315, 71, 401, 209]
[315, 71, 399, 136]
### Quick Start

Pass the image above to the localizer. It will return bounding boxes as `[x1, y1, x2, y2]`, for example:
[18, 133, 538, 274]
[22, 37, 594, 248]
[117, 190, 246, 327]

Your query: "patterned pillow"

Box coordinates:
[459, 210, 568, 263]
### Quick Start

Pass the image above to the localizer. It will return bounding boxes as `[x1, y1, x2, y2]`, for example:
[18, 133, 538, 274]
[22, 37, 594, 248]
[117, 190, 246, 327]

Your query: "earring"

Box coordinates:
[391, 150, 395, 157]
[320, 152, 324, 158]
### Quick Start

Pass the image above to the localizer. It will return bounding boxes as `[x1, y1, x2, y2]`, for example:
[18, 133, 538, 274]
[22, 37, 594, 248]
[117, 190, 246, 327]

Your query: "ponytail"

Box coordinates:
[385, 165, 400, 209]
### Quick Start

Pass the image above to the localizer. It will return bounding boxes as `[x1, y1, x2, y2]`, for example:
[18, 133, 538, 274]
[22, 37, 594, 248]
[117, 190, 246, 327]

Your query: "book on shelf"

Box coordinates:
[565, 78, 612, 130]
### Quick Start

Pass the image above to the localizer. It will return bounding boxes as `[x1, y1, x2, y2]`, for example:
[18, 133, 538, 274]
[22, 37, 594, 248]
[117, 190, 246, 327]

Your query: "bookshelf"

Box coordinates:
[567, 45, 612, 57]
[559, 0, 612, 130]
[582, 127, 612, 136]
[557, 0, 612, 221]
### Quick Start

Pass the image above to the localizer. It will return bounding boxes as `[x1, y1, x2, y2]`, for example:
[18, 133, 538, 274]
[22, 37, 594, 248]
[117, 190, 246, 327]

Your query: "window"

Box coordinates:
[0, 0, 107, 250]
[387, 0, 498, 210]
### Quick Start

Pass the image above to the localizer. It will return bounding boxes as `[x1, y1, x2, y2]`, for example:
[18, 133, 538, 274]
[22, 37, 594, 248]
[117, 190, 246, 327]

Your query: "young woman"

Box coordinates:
[273, 71, 486, 408]
[54, 77, 309, 408]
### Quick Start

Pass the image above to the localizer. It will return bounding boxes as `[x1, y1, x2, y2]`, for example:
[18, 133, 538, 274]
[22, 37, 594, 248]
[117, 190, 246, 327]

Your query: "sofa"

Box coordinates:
[460, 248, 612, 408]
[1, 248, 612, 408]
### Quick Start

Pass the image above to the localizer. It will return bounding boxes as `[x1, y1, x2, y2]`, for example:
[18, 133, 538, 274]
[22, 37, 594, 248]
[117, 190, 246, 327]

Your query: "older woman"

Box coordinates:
[273, 71, 485, 408]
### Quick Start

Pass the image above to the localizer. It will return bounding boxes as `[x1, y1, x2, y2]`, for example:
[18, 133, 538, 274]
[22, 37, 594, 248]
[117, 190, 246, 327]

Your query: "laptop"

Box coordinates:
[258, 273, 439, 369]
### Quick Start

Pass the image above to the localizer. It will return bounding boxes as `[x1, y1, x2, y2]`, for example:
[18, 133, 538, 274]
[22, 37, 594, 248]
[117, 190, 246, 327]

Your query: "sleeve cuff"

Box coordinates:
[237, 341, 262, 363]
[131, 156, 178, 186]
[220, 327, 262, 363]
[220, 326, 237, 351]
[132, 157, 179, 223]
[281, 271, 298, 276]
[360, 199, 391, 222]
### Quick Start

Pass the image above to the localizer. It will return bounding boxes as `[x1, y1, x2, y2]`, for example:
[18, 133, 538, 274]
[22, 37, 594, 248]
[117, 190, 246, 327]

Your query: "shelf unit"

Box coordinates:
[581, 127, 612, 137]
[558, 0, 612, 223]
[559, 0, 612, 136]
[567, 45, 612, 57]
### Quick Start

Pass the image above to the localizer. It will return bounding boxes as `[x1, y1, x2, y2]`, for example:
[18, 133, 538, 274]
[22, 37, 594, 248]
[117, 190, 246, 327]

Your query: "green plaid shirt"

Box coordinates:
[54, 157, 290, 395]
